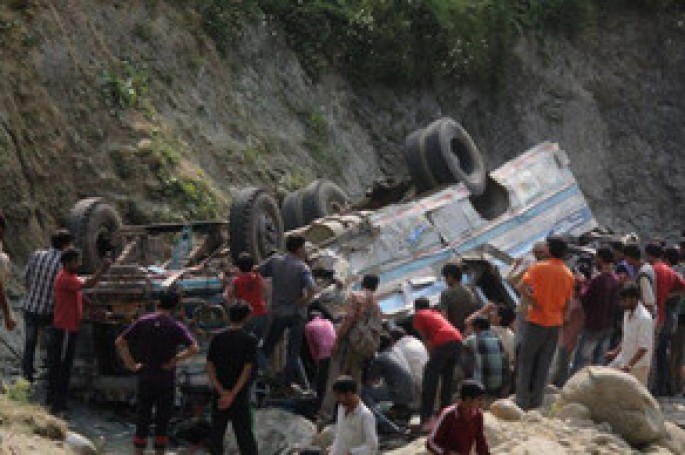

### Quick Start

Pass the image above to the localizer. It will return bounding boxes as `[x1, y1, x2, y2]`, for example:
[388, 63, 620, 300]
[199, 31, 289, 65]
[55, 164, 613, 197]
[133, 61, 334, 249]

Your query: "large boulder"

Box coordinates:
[490, 399, 524, 421]
[553, 403, 591, 422]
[656, 421, 685, 454]
[560, 366, 665, 445]
[224, 408, 316, 454]
[384, 437, 429, 455]
[509, 438, 568, 455]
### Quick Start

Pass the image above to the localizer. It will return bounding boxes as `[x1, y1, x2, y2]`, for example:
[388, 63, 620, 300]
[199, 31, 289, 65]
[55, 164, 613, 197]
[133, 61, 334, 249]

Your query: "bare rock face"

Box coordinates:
[560, 366, 665, 445]
[656, 421, 685, 454]
[490, 399, 524, 421]
[223, 408, 316, 455]
[509, 437, 568, 455]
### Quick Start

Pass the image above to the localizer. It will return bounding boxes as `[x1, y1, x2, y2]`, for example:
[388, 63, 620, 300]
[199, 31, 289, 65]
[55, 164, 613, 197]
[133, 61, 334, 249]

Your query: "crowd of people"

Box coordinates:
[1, 205, 685, 455]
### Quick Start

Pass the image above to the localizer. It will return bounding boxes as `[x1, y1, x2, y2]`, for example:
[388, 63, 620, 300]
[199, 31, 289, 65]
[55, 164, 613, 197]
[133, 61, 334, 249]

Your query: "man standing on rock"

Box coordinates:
[0, 212, 17, 333]
[48, 248, 110, 415]
[606, 284, 653, 386]
[515, 236, 574, 410]
[22, 229, 73, 383]
[259, 234, 316, 389]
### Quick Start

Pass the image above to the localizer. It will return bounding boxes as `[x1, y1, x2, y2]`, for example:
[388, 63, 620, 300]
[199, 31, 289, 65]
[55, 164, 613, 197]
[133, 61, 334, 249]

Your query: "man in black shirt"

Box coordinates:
[206, 302, 258, 455]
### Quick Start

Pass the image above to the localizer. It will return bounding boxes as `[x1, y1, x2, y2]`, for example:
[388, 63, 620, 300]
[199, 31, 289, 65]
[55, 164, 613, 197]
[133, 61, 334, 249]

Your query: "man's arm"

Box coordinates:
[348, 411, 379, 455]
[0, 281, 16, 331]
[622, 347, 647, 373]
[82, 259, 112, 289]
[475, 414, 490, 455]
[638, 276, 656, 313]
[219, 362, 253, 410]
[163, 341, 200, 370]
[207, 361, 227, 396]
[426, 409, 451, 454]
[115, 336, 142, 372]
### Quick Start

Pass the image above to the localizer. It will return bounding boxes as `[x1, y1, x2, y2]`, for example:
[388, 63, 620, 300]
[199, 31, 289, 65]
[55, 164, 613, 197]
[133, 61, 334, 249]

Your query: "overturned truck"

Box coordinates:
[66, 117, 597, 401]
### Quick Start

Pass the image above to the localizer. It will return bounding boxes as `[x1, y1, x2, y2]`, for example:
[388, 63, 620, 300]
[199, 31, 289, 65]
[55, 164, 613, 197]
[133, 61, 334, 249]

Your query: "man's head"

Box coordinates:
[494, 304, 516, 328]
[595, 246, 614, 268]
[361, 274, 380, 292]
[332, 375, 359, 409]
[285, 234, 307, 259]
[229, 301, 252, 325]
[664, 247, 680, 267]
[619, 284, 640, 311]
[609, 240, 625, 260]
[623, 243, 642, 267]
[441, 263, 462, 286]
[546, 236, 567, 260]
[460, 379, 486, 411]
[471, 316, 490, 333]
[389, 326, 406, 343]
[51, 229, 74, 251]
[532, 241, 549, 261]
[236, 252, 255, 273]
[158, 291, 181, 311]
[60, 248, 81, 273]
[645, 242, 663, 263]
[414, 297, 430, 312]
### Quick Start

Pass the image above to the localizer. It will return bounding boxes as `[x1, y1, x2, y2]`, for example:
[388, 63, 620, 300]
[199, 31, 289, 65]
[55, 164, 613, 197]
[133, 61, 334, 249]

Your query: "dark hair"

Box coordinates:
[308, 310, 323, 321]
[51, 229, 74, 250]
[378, 332, 393, 351]
[609, 240, 624, 252]
[236, 252, 255, 273]
[645, 242, 663, 259]
[596, 246, 614, 264]
[623, 243, 641, 260]
[286, 235, 306, 253]
[497, 305, 516, 327]
[664, 247, 680, 266]
[390, 326, 406, 342]
[546, 236, 567, 259]
[472, 316, 490, 331]
[229, 301, 252, 323]
[60, 248, 80, 266]
[619, 284, 640, 300]
[332, 375, 358, 394]
[460, 379, 486, 400]
[441, 263, 462, 281]
[361, 274, 380, 292]
[414, 297, 430, 311]
[158, 291, 181, 309]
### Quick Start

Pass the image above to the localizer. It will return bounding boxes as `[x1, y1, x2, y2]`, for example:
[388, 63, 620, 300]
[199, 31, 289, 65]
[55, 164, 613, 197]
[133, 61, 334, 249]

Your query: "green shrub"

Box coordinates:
[99, 62, 149, 110]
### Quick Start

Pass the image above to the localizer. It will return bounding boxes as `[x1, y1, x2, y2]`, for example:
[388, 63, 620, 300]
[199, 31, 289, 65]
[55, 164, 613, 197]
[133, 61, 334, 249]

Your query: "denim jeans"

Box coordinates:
[22, 311, 53, 381]
[571, 329, 611, 375]
[261, 313, 305, 385]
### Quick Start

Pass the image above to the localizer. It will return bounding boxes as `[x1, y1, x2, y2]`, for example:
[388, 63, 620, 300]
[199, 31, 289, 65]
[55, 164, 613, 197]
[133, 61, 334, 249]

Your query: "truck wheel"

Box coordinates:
[229, 188, 284, 264]
[404, 128, 438, 194]
[301, 179, 349, 225]
[423, 118, 487, 195]
[281, 189, 306, 232]
[68, 198, 122, 274]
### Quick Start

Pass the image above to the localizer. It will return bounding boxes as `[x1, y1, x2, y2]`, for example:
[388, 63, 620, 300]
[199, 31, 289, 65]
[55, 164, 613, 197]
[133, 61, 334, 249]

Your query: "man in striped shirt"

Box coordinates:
[22, 229, 73, 382]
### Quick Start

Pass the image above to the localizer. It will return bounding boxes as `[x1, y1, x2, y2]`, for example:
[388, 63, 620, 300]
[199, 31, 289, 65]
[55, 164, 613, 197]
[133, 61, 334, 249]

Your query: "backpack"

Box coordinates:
[346, 293, 383, 360]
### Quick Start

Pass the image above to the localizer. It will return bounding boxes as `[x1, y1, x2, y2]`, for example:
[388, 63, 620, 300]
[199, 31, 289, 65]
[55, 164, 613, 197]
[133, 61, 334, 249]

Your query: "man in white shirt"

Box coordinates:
[327, 376, 378, 455]
[606, 284, 654, 386]
[624, 244, 657, 315]
[390, 326, 428, 394]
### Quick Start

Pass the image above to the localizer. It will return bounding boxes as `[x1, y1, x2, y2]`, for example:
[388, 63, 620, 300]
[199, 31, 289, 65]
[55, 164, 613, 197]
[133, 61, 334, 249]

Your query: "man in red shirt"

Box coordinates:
[427, 379, 490, 455]
[48, 248, 110, 414]
[225, 252, 268, 339]
[413, 297, 463, 432]
[646, 243, 685, 396]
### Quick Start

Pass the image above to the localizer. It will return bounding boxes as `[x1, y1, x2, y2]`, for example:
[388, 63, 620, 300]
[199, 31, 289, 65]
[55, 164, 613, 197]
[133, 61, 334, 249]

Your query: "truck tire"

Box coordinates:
[68, 198, 122, 274]
[229, 188, 284, 264]
[281, 189, 305, 232]
[423, 118, 487, 195]
[301, 179, 349, 225]
[404, 128, 438, 194]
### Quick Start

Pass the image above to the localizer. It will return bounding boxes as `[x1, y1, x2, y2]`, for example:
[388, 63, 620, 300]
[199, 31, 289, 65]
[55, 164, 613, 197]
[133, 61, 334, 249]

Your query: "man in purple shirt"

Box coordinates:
[572, 247, 620, 373]
[116, 292, 199, 455]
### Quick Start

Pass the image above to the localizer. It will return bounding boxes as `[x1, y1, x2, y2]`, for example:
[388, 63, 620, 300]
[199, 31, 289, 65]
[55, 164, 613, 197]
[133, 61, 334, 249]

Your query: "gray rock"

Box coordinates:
[656, 421, 685, 454]
[561, 366, 665, 445]
[311, 425, 335, 450]
[490, 399, 524, 421]
[554, 402, 591, 421]
[64, 431, 97, 455]
[224, 408, 316, 455]
[509, 437, 568, 454]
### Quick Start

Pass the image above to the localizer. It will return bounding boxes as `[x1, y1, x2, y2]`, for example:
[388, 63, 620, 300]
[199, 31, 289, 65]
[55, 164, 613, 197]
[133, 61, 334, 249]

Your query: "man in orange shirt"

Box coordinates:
[515, 236, 574, 410]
